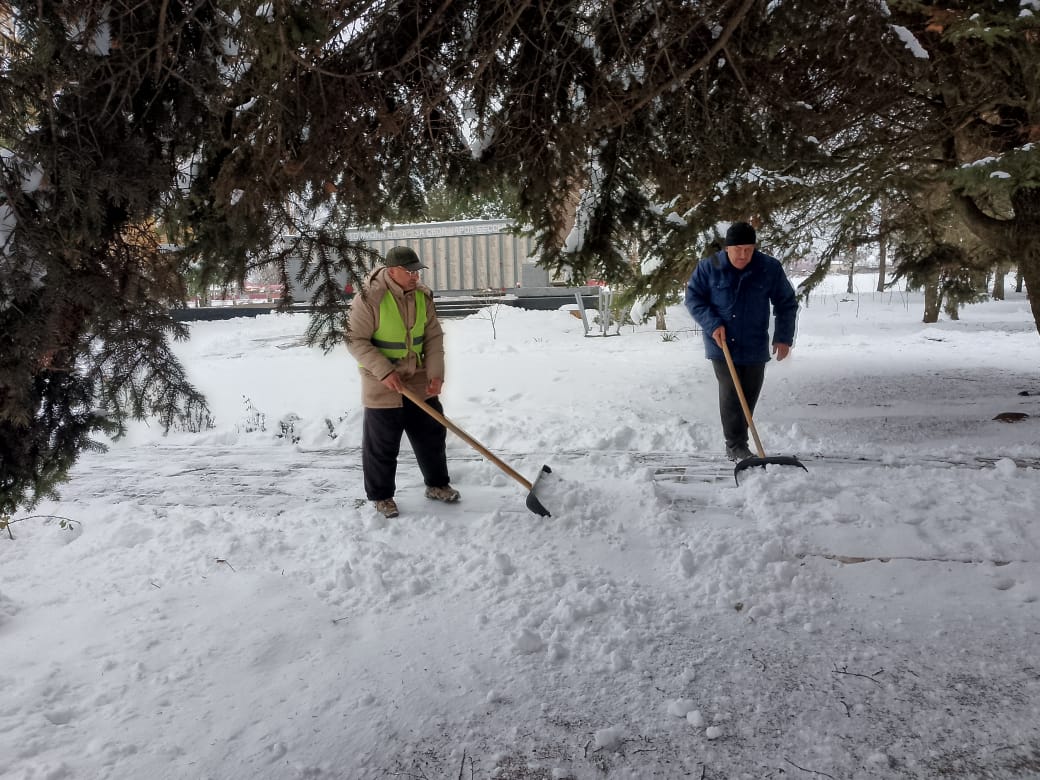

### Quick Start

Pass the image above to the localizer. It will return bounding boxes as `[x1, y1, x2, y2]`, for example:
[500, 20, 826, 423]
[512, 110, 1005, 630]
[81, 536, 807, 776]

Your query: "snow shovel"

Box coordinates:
[719, 340, 807, 484]
[398, 386, 553, 517]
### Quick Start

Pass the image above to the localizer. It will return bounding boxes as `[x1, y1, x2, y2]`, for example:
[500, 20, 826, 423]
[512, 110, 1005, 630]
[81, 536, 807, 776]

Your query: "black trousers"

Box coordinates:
[710, 360, 766, 449]
[362, 395, 450, 501]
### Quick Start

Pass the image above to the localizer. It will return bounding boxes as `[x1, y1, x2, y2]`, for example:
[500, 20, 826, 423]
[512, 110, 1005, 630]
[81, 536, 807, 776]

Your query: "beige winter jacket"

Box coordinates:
[346, 267, 445, 408]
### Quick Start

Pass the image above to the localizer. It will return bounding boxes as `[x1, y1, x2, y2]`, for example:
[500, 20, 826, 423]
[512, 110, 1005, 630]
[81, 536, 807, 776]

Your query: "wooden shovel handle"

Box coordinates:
[398, 386, 534, 490]
[719, 339, 767, 458]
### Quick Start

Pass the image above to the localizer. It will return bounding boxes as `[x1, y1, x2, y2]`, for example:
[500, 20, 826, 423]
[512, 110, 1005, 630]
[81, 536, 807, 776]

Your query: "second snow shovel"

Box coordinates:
[399, 386, 553, 517]
[720, 339, 808, 484]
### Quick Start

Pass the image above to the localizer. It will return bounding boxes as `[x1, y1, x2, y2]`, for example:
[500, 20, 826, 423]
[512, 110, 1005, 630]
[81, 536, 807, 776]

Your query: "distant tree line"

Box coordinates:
[2, 0, 1039, 515]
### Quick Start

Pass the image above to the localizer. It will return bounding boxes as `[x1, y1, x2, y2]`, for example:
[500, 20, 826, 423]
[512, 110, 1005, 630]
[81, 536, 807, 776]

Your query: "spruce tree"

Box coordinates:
[1, 0, 755, 512]
[902, 1, 1040, 331]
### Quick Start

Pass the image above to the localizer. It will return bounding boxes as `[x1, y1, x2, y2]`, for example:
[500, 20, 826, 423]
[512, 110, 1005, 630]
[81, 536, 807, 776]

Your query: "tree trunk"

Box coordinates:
[1010, 187, 1040, 337]
[877, 237, 887, 292]
[992, 264, 1006, 300]
[923, 276, 942, 323]
[1019, 253, 1040, 338]
[952, 188, 1040, 335]
[877, 197, 887, 292]
[655, 309, 667, 330]
[1016, 267, 1024, 293]
[846, 256, 855, 294]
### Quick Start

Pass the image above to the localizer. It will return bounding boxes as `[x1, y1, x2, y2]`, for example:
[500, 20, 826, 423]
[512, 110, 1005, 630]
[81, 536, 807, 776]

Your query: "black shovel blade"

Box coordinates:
[525, 465, 553, 517]
[734, 455, 808, 484]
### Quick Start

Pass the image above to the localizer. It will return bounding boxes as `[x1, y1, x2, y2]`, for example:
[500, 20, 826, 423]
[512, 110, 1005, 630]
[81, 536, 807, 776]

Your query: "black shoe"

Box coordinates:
[726, 444, 754, 462]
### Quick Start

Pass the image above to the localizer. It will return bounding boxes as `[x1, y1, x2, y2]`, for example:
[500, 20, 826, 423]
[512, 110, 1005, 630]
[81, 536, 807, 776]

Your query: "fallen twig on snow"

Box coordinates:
[457, 748, 472, 780]
[798, 552, 1024, 566]
[831, 665, 884, 686]
[784, 758, 837, 779]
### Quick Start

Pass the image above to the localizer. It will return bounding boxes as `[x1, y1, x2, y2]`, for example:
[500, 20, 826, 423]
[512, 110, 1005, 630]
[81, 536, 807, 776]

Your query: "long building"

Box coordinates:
[287, 219, 562, 298]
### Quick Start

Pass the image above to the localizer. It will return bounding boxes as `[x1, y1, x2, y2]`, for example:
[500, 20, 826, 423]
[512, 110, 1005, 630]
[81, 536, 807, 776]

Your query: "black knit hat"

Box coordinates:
[725, 222, 757, 247]
[384, 246, 427, 271]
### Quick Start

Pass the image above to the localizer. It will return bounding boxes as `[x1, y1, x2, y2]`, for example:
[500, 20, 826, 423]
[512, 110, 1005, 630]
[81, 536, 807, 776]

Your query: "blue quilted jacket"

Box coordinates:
[684, 249, 798, 364]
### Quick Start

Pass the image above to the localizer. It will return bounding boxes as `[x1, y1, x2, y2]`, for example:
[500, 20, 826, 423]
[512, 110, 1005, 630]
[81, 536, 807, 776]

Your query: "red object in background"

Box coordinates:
[243, 282, 285, 302]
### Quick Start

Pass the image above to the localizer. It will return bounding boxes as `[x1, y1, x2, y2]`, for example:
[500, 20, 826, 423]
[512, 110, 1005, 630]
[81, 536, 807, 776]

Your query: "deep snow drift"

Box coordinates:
[2, 274, 1039, 779]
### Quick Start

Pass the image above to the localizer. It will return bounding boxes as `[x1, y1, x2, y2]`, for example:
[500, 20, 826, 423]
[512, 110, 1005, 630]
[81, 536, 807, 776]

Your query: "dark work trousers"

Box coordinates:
[710, 360, 766, 449]
[362, 395, 450, 501]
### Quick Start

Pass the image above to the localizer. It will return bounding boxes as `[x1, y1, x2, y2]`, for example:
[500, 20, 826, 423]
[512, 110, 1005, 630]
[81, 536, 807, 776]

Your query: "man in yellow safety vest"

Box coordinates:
[346, 246, 461, 518]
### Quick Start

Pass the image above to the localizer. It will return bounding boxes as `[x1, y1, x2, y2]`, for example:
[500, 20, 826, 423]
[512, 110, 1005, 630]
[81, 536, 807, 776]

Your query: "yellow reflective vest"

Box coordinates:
[371, 290, 426, 364]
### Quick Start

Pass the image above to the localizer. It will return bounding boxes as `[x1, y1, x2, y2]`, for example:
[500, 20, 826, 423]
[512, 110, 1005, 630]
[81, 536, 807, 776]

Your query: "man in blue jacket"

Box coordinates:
[684, 222, 799, 461]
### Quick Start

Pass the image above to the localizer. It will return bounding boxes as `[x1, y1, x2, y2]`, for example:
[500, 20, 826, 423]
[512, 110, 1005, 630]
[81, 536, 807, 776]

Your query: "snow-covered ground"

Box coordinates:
[2, 274, 1039, 780]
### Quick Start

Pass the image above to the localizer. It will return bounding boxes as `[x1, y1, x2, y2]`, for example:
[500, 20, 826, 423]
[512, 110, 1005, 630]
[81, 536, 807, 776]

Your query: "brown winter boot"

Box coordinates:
[424, 485, 461, 503]
[373, 498, 399, 518]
